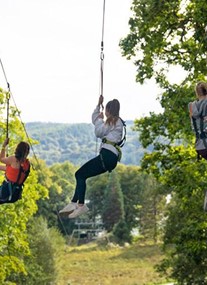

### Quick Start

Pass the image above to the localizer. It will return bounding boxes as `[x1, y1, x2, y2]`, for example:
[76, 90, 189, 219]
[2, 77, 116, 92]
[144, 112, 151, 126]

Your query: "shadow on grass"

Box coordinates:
[67, 241, 164, 262]
[110, 243, 164, 260]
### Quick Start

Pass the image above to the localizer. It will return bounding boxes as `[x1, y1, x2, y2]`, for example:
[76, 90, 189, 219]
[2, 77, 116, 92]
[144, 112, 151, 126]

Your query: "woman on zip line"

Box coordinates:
[59, 95, 125, 218]
[0, 138, 30, 203]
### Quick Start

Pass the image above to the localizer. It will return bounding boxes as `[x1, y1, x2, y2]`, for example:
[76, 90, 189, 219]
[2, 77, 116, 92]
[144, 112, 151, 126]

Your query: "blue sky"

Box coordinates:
[0, 0, 163, 123]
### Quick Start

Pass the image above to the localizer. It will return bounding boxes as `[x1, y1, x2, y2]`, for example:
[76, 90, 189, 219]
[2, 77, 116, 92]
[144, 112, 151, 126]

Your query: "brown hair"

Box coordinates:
[15, 142, 30, 162]
[105, 99, 120, 125]
[195, 81, 207, 97]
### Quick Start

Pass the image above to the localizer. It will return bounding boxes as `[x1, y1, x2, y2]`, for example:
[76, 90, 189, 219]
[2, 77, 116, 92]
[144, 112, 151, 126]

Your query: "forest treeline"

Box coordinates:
[0, 92, 163, 284]
[25, 121, 151, 166]
[0, 115, 162, 283]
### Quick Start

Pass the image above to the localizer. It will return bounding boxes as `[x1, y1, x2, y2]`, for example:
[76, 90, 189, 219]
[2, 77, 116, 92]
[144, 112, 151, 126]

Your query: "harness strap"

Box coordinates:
[192, 116, 207, 161]
[117, 118, 126, 147]
[3, 161, 30, 201]
[15, 160, 30, 185]
[192, 117, 199, 139]
[102, 138, 122, 161]
[7, 181, 12, 201]
[16, 166, 23, 185]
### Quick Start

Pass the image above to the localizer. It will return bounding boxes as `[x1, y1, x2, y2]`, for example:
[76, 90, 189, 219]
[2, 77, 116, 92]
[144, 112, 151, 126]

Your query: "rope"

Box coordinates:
[6, 90, 10, 139]
[0, 57, 40, 167]
[95, 0, 106, 155]
[99, 0, 106, 111]
[10, 90, 40, 167]
[56, 209, 70, 238]
[96, 0, 106, 155]
[0, 58, 9, 86]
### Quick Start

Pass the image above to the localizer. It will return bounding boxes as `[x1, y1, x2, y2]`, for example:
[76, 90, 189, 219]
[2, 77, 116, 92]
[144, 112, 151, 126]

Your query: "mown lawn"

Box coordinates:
[57, 242, 170, 285]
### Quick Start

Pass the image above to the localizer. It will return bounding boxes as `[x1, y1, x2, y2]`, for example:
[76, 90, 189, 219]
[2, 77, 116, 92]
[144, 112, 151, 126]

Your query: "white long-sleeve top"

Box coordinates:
[92, 105, 124, 156]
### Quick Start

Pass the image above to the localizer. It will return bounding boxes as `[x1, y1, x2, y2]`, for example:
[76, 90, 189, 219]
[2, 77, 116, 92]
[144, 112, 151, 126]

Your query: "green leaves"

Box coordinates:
[0, 88, 48, 283]
[121, 0, 207, 282]
[102, 171, 125, 232]
[121, 0, 207, 83]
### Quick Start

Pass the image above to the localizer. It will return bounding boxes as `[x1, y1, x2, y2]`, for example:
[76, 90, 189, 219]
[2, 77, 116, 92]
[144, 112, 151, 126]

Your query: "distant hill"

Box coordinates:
[26, 121, 150, 166]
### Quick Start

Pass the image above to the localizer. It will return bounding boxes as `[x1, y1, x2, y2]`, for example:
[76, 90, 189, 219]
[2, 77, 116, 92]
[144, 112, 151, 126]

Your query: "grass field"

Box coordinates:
[57, 241, 170, 285]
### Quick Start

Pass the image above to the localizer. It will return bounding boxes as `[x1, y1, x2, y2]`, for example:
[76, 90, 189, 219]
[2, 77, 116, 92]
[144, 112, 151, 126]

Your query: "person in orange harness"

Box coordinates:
[0, 138, 30, 203]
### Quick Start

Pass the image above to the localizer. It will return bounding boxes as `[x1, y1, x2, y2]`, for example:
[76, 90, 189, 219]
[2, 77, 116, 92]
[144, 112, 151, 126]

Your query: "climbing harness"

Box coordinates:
[102, 138, 122, 161]
[102, 118, 126, 162]
[0, 159, 30, 204]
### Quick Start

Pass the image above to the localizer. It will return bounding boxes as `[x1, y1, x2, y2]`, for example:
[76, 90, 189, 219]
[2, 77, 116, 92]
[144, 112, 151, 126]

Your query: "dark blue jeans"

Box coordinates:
[71, 148, 118, 204]
[0, 180, 22, 204]
[197, 149, 207, 160]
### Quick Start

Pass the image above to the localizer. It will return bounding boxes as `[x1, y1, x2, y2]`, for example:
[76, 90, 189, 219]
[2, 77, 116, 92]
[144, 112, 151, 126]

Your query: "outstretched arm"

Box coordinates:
[92, 95, 104, 124]
[0, 165, 6, 171]
[0, 138, 12, 165]
[0, 138, 9, 161]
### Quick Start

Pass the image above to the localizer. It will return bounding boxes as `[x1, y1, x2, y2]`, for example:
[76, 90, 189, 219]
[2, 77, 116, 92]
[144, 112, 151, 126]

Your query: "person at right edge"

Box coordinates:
[59, 95, 125, 219]
[189, 81, 207, 211]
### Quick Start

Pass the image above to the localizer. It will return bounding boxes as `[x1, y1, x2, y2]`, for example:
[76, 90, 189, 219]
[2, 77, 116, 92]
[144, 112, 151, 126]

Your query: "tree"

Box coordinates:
[36, 161, 77, 234]
[88, 164, 164, 242]
[102, 171, 125, 232]
[12, 217, 66, 285]
[112, 219, 131, 244]
[138, 177, 166, 243]
[119, 0, 207, 148]
[117, 164, 166, 242]
[87, 171, 109, 219]
[117, 164, 152, 232]
[120, 0, 207, 84]
[120, 0, 207, 283]
[0, 87, 48, 283]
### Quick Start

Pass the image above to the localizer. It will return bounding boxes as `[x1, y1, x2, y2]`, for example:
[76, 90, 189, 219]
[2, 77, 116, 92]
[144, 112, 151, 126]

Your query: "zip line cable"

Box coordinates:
[0, 58, 9, 87]
[0, 57, 40, 167]
[10, 92, 40, 167]
[0, 58, 10, 140]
